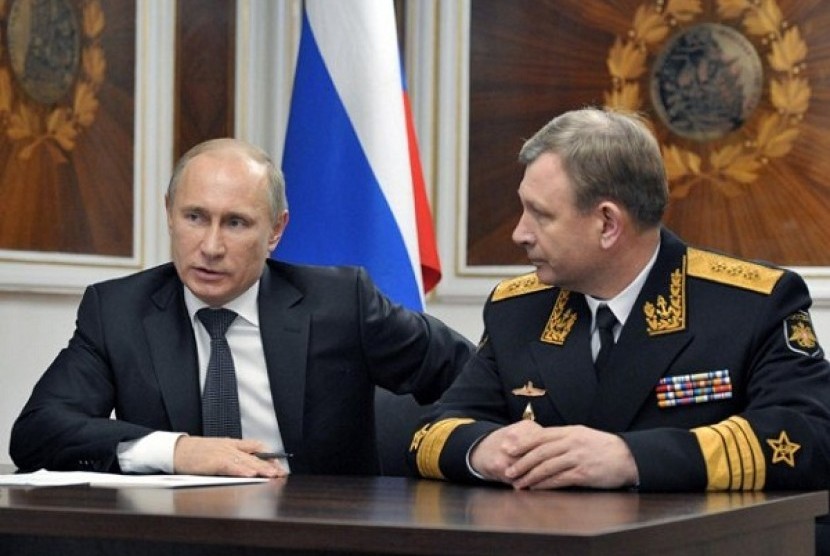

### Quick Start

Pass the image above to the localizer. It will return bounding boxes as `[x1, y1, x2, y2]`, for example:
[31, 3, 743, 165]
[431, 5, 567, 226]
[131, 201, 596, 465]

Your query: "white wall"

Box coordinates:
[0, 293, 80, 466]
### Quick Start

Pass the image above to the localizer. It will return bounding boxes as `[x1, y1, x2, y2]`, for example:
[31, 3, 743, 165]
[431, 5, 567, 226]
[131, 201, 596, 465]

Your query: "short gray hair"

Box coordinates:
[519, 107, 668, 228]
[167, 138, 288, 224]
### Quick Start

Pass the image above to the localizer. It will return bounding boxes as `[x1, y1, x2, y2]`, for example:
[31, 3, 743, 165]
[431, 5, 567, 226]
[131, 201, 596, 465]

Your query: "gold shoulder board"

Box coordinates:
[687, 248, 784, 295]
[491, 272, 553, 302]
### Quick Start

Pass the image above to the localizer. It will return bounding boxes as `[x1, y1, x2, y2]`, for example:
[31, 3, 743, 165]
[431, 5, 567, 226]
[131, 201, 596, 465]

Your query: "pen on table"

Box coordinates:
[254, 452, 293, 460]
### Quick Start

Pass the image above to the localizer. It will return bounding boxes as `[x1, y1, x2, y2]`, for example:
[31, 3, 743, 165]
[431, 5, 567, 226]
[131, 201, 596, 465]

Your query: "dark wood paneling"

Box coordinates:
[0, 0, 136, 257]
[175, 0, 236, 160]
[467, 0, 830, 267]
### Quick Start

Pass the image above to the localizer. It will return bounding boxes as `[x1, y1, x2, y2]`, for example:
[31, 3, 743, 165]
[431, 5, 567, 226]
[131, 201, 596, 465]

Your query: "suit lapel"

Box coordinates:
[588, 230, 692, 431]
[258, 264, 309, 465]
[533, 294, 598, 424]
[144, 277, 202, 434]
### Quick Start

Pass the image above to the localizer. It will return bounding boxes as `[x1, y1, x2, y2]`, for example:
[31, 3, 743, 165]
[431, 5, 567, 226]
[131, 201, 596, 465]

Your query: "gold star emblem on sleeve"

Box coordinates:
[766, 430, 801, 468]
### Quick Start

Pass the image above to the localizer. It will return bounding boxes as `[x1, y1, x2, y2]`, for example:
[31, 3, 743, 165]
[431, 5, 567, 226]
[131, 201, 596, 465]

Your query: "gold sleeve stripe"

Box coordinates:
[722, 418, 766, 490]
[692, 424, 732, 490]
[687, 248, 783, 295]
[414, 418, 475, 479]
[692, 416, 766, 491]
[719, 419, 755, 490]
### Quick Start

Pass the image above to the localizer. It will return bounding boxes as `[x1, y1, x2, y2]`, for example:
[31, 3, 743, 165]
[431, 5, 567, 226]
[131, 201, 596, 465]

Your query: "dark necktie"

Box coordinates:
[594, 305, 617, 374]
[197, 308, 242, 438]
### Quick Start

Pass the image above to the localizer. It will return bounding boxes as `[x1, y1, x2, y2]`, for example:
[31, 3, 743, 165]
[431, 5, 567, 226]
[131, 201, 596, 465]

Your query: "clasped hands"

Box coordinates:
[470, 420, 639, 490]
[173, 436, 289, 478]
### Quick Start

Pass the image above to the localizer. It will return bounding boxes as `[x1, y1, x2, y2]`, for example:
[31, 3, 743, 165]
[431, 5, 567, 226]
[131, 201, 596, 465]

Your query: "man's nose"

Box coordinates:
[512, 213, 533, 246]
[201, 223, 226, 256]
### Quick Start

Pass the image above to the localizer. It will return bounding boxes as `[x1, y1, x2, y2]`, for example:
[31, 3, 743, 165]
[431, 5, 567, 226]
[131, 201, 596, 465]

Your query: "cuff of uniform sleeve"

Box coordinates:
[117, 431, 186, 474]
[465, 433, 489, 480]
[441, 421, 500, 483]
[620, 429, 706, 491]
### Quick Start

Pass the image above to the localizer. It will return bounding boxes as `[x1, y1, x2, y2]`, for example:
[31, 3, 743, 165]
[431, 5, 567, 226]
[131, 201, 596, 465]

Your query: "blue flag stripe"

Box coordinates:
[278, 10, 422, 310]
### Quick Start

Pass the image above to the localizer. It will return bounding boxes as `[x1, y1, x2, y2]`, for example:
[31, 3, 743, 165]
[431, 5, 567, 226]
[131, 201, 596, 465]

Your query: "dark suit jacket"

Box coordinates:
[409, 229, 830, 494]
[10, 260, 474, 475]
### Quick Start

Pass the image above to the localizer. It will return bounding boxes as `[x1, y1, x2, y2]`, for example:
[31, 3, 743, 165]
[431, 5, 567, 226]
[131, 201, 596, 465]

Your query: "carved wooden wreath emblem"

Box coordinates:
[0, 0, 106, 163]
[604, 0, 810, 198]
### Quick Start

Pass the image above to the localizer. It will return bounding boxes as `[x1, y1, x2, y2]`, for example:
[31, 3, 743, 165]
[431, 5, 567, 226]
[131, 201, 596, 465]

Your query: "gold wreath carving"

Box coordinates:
[604, 0, 810, 198]
[0, 0, 106, 163]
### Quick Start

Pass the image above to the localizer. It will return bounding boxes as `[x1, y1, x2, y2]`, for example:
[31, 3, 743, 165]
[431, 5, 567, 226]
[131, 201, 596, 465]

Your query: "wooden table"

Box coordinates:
[0, 475, 826, 555]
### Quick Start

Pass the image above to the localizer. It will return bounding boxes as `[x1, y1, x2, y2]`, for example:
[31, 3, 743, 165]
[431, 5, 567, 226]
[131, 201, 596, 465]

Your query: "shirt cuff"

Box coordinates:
[465, 434, 488, 480]
[117, 431, 185, 474]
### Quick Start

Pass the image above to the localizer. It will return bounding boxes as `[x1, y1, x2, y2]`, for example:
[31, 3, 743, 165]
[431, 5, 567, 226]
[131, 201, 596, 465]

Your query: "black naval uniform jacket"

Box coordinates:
[11, 259, 474, 475]
[409, 229, 830, 494]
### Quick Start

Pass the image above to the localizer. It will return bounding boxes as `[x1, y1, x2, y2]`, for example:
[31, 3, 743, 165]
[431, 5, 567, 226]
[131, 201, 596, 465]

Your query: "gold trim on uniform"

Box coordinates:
[687, 248, 783, 294]
[784, 311, 821, 357]
[410, 424, 430, 453]
[522, 402, 536, 421]
[412, 418, 475, 480]
[766, 430, 801, 468]
[692, 416, 766, 491]
[491, 272, 553, 302]
[540, 290, 577, 345]
[644, 263, 686, 335]
[788, 321, 817, 350]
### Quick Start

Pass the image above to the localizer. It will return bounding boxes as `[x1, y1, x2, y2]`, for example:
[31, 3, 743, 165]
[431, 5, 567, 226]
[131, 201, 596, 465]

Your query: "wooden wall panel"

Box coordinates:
[175, 0, 236, 160]
[466, 0, 830, 267]
[0, 0, 136, 257]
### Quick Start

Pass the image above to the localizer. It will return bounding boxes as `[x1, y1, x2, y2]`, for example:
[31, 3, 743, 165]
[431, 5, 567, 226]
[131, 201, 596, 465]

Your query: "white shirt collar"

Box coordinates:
[585, 240, 661, 326]
[184, 280, 260, 328]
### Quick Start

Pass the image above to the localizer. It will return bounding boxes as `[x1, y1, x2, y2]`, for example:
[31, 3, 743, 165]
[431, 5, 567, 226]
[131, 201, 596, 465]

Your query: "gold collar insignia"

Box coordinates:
[644, 262, 686, 335]
[540, 290, 577, 344]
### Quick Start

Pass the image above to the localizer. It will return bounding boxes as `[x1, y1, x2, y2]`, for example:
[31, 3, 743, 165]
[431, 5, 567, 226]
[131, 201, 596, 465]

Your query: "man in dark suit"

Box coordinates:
[408, 108, 830, 549]
[10, 138, 473, 478]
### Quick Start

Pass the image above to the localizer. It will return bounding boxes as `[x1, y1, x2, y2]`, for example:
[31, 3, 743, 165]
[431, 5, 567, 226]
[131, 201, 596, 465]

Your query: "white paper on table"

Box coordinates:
[0, 469, 270, 489]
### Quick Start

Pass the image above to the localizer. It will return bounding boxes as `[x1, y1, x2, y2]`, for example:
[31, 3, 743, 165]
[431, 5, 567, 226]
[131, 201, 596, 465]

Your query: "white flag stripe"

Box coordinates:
[305, 0, 421, 290]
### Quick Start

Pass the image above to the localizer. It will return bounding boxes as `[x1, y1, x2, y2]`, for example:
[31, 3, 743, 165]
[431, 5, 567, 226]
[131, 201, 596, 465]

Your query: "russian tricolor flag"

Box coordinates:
[277, 0, 441, 311]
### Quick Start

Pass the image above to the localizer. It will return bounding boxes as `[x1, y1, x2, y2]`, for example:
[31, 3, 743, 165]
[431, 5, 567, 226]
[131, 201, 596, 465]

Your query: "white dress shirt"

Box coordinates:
[584, 243, 660, 361]
[117, 280, 287, 473]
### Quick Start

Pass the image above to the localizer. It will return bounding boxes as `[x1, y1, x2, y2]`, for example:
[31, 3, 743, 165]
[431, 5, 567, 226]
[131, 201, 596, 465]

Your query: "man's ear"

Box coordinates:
[268, 210, 289, 251]
[598, 201, 624, 249]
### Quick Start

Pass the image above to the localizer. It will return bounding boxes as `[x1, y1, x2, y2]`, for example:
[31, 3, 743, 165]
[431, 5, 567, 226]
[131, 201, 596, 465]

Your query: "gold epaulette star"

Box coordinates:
[766, 430, 801, 468]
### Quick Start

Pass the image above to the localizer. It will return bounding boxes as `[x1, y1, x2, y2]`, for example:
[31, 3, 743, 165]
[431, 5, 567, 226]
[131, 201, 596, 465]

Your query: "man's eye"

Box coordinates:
[228, 218, 247, 228]
[526, 206, 544, 220]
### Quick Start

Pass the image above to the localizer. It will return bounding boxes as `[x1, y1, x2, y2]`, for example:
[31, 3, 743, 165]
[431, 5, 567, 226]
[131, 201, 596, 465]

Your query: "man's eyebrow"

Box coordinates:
[223, 211, 255, 221]
[178, 203, 205, 212]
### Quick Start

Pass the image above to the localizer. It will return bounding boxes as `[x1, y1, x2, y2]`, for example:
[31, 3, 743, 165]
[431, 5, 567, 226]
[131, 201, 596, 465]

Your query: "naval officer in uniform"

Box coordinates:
[408, 108, 830, 551]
